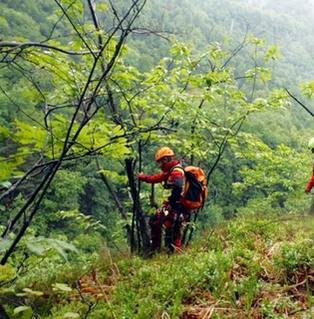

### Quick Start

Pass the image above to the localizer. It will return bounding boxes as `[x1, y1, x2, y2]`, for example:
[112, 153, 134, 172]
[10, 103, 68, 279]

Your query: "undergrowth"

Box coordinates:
[1, 214, 313, 319]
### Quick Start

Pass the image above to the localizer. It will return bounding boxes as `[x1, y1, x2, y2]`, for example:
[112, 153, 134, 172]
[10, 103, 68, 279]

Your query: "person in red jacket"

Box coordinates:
[305, 138, 314, 215]
[305, 168, 314, 194]
[138, 147, 189, 254]
[305, 138, 314, 193]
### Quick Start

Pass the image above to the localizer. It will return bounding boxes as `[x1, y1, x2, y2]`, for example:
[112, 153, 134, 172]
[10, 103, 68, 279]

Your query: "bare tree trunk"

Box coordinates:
[125, 159, 150, 254]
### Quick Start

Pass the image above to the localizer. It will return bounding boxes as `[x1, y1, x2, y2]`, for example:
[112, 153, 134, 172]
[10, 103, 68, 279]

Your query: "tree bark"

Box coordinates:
[125, 159, 150, 254]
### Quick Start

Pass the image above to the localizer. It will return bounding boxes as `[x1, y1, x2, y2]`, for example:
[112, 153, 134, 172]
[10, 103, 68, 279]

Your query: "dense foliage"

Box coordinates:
[0, 0, 313, 317]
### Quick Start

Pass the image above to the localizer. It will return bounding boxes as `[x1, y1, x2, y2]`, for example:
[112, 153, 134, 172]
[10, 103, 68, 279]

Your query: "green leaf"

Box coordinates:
[52, 283, 73, 292]
[0, 181, 12, 189]
[22, 288, 44, 297]
[247, 34, 265, 46]
[0, 264, 16, 281]
[264, 45, 281, 62]
[63, 313, 80, 319]
[0, 125, 10, 140]
[13, 306, 32, 316]
[260, 67, 272, 83]
[14, 120, 47, 151]
[300, 81, 314, 99]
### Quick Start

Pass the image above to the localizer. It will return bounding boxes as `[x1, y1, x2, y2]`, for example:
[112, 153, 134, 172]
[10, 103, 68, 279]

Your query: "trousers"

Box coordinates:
[149, 205, 190, 253]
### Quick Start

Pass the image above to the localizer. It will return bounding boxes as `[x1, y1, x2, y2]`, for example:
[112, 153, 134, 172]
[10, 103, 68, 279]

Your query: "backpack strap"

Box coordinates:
[169, 165, 185, 175]
[164, 165, 185, 190]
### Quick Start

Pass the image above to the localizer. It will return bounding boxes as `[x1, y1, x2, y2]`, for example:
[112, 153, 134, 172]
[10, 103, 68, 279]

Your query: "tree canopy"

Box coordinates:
[0, 1, 313, 318]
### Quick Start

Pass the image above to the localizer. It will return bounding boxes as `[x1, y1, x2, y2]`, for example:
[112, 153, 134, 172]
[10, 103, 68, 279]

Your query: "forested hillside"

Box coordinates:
[133, 0, 314, 84]
[129, 0, 314, 145]
[0, 0, 313, 318]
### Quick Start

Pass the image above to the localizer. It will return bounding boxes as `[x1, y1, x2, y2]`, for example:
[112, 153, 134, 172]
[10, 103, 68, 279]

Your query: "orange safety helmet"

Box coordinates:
[155, 147, 175, 161]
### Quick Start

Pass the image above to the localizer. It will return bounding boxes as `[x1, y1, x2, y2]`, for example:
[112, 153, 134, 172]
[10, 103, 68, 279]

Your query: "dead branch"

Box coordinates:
[285, 88, 314, 117]
[0, 41, 96, 56]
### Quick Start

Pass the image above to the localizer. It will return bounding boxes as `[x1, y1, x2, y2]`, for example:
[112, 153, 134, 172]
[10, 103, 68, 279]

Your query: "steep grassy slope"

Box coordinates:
[4, 214, 313, 318]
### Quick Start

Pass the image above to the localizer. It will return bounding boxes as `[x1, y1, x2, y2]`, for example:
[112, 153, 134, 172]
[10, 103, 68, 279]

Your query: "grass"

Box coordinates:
[4, 213, 314, 318]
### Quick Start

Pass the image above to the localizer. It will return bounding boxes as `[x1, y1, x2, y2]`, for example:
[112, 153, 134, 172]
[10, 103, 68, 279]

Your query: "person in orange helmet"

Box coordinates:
[138, 147, 189, 254]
